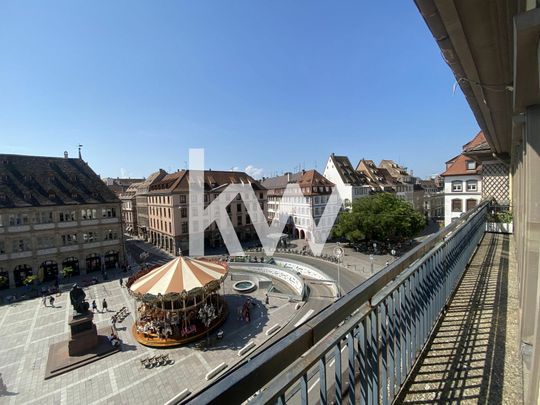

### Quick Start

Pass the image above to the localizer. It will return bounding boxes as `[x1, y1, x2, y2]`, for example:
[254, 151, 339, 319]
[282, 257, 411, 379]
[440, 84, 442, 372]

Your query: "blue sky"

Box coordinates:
[0, 1, 479, 179]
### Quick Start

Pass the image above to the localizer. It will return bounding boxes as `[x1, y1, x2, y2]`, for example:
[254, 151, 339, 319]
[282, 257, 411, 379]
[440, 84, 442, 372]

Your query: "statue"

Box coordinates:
[69, 284, 89, 314]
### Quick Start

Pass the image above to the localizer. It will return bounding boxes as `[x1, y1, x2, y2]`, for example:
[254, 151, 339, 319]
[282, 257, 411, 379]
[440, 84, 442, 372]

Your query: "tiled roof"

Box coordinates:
[329, 155, 368, 186]
[463, 131, 487, 152]
[441, 154, 482, 176]
[0, 154, 120, 208]
[442, 131, 488, 176]
[261, 170, 334, 193]
[148, 170, 265, 193]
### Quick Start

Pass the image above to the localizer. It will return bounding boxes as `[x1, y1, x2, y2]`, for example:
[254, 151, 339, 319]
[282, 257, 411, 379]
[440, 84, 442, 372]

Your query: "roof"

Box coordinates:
[442, 131, 488, 176]
[463, 131, 488, 152]
[379, 159, 411, 180]
[0, 154, 120, 209]
[261, 170, 334, 193]
[441, 154, 482, 176]
[148, 170, 265, 194]
[329, 154, 368, 186]
[129, 257, 228, 295]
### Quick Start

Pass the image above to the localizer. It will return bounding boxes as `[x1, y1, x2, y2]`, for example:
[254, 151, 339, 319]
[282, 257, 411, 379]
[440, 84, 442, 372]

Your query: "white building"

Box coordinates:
[261, 170, 340, 242]
[442, 132, 485, 226]
[323, 154, 370, 209]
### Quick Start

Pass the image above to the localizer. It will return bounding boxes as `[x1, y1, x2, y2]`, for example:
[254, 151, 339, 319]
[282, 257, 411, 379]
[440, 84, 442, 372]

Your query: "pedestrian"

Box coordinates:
[102, 298, 108, 312]
[92, 300, 98, 313]
[49, 296, 55, 307]
[42, 295, 47, 307]
[119, 278, 123, 288]
[265, 294, 269, 305]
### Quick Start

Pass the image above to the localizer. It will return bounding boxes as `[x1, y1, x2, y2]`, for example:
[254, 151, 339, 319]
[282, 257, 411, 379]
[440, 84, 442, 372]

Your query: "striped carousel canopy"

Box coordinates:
[129, 257, 228, 296]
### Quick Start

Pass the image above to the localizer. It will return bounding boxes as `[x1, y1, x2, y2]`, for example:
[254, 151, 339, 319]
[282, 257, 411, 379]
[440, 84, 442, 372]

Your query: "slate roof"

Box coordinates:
[148, 170, 266, 194]
[0, 154, 120, 208]
[329, 154, 368, 186]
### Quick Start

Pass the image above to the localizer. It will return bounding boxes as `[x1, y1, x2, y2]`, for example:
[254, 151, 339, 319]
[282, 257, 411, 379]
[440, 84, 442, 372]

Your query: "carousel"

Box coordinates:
[128, 256, 228, 347]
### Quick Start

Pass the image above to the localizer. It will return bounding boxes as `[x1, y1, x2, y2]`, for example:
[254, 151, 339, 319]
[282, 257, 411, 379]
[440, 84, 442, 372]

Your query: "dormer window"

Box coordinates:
[466, 160, 477, 170]
[48, 191, 56, 199]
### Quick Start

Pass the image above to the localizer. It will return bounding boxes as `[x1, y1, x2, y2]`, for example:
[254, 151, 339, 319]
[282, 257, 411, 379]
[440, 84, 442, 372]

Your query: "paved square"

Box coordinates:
[0, 274, 297, 404]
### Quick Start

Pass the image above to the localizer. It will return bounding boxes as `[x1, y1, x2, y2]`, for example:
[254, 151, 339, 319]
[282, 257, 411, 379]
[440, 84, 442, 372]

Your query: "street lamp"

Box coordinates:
[369, 254, 374, 274]
[333, 246, 344, 298]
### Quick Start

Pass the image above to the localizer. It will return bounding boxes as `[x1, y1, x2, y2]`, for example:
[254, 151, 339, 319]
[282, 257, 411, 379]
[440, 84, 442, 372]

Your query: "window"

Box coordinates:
[81, 209, 97, 220]
[466, 180, 478, 192]
[181, 207, 187, 218]
[466, 160, 477, 170]
[59, 210, 76, 222]
[182, 222, 188, 234]
[451, 181, 463, 192]
[466, 199, 478, 211]
[104, 229, 118, 240]
[0, 240, 5, 254]
[61, 234, 78, 246]
[237, 216, 242, 226]
[451, 199, 462, 212]
[179, 195, 186, 204]
[102, 207, 117, 218]
[83, 232, 98, 243]
[33, 211, 53, 224]
[9, 213, 29, 226]
[237, 203, 242, 213]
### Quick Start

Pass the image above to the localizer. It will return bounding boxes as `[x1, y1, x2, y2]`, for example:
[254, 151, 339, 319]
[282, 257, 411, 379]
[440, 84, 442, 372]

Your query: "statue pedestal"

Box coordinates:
[68, 312, 98, 356]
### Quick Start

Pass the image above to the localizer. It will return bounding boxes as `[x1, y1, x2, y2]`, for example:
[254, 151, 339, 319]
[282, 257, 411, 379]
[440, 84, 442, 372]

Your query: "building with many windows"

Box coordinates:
[0, 153, 124, 290]
[261, 170, 340, 242]
[134, 169, 167, 241]
[147, 170, 267, 255]
[120, 181, 143, 237]
[442, 132, 485, 226]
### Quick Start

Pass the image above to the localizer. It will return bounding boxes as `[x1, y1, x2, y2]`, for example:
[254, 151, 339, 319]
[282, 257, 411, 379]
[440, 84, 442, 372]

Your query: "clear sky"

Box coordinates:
[0, 1, 479, 180]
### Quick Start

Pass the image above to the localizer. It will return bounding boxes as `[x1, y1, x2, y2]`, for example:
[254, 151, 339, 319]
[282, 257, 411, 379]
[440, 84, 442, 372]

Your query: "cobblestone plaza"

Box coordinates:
[0, 275, 297, 404]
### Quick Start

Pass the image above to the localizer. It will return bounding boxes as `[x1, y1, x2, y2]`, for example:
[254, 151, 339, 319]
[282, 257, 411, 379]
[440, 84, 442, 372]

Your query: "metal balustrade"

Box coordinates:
[186, 202, 489, 405]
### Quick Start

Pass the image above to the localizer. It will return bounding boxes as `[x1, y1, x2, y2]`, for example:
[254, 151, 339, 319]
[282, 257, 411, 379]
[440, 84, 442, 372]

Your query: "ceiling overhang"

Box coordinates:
[414, 0, 518, 155]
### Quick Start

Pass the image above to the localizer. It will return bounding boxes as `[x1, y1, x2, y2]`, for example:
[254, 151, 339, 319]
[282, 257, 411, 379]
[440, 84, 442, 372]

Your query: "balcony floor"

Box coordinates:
[398, 233, 523, 404]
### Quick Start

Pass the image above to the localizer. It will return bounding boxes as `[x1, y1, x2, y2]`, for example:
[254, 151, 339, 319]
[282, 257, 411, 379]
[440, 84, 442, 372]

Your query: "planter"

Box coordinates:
[486, 222, 513, 234]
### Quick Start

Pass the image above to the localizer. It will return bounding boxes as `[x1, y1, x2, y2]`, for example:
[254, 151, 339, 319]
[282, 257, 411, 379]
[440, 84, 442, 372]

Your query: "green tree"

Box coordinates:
[332, 193, 425, 243]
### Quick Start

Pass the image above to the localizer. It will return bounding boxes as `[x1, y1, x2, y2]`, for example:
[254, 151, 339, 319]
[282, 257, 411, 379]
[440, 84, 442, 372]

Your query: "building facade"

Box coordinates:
[147, 170, 267, 255]
[134, 169, 167, 241]
[442, 132, 485, 226]
[120, 182, 142, 237]
[262, 170, 340, 242]
[323, 154, 370, 209]
[0, 154, 124, 290]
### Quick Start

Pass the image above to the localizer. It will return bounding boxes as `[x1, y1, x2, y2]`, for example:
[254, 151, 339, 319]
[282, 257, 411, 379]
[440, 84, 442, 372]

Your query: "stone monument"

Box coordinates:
[68, 284, 98, 356]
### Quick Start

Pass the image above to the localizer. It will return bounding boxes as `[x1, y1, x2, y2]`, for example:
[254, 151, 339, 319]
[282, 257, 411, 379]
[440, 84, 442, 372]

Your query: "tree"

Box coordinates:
[332, 193, 425, 244]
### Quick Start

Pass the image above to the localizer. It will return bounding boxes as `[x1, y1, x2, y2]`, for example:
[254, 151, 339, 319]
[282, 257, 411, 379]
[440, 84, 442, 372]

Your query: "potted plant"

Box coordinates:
[486, 210, 513, 234]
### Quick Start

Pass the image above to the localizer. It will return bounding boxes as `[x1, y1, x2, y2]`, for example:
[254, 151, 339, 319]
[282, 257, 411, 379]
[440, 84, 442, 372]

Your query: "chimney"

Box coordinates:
[64, 151, 68, 159]
[287, 172, 291, 182]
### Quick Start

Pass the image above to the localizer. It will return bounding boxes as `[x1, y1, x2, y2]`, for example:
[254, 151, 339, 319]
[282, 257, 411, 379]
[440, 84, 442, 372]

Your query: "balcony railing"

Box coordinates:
[186, 202, 489, 405]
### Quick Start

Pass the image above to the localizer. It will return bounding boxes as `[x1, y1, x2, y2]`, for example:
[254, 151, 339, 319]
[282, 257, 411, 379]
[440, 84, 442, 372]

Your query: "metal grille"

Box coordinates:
[186, 203, 488, 405]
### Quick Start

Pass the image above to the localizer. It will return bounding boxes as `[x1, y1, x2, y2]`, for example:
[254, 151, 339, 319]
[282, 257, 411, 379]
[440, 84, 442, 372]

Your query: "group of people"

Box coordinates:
[91, 298, 109, 313]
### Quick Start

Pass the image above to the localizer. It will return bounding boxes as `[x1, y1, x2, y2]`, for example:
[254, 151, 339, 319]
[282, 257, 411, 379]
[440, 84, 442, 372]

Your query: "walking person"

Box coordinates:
[42, 295, 47, 307]
[92, 300, 98, 313]
[102, 298, 108, 313]
[119, 278, 123, 288]
[49, 296, 55, 308]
